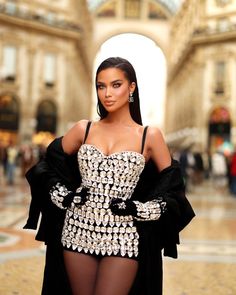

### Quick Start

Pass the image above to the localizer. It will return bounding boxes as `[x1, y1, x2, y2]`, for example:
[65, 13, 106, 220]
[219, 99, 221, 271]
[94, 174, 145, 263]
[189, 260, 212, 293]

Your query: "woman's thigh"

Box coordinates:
[94, 256, 138, 295]
[63, 250, 99, 295]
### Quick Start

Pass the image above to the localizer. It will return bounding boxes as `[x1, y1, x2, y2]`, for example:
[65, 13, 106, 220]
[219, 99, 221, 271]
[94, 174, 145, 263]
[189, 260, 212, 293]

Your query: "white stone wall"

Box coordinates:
[166, 0, 236, 150]
[0, 0, 92, 143]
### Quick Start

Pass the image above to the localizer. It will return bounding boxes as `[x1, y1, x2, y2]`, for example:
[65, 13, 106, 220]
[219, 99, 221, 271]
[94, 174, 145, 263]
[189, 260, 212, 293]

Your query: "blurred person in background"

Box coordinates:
[211, 150, 228, 191]
[6, 141, 18, 185]
[202, 150, 211, 180]
[19, 144, 34, 176]
[192, 151, 204, 185]
[0, 142, 8, 176]
[229, 150, 236, 196]
[24, 57, 195, 295]
[0, 141, 4, 175]
[179, 148, 189, 189]
[37, 144, 46, 161]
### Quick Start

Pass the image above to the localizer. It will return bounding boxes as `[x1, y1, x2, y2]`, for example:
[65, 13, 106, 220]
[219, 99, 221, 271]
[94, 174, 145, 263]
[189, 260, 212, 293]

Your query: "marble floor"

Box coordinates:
[0, 168, 236, 295]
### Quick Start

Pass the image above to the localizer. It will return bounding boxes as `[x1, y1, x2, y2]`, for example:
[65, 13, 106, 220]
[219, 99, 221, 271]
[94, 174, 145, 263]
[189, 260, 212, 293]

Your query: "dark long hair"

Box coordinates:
[95, 57, 142, 125]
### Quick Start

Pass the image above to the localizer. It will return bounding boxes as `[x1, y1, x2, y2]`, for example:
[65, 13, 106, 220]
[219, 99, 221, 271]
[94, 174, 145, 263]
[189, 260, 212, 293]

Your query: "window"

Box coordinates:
[148, 3, 167, 20]
[125, 0, 141, 19]
[218, 18, 229, 32]
[18, 4, 29, 17]
[97, 1, 116, 17]
[0, 93, 19, 131]
[32, 8, 45, 21]
[214, 61, 225, 95]
[5, 1, 16, 15]
[87, 0, 180, 14]
[2, 45, 17, 82]
[44, 53, 56, 87]
[215, 0, 231, 7]
[36, 100, 57, 133]
[45, 12, 56, 25]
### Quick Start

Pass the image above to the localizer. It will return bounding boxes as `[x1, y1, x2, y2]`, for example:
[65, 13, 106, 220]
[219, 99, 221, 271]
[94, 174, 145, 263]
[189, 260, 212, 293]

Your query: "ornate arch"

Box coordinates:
[87, 0, 181, 15]
[91, 30, 167, 61]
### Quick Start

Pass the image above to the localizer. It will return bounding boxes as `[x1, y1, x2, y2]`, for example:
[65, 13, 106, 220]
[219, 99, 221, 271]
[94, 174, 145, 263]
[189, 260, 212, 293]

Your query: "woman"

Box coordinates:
[229, 150, 236, 196]
[24, 57, 195, 295]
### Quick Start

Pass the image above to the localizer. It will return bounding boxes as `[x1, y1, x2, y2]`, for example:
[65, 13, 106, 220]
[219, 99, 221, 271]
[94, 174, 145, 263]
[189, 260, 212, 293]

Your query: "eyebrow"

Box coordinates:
[96, 79, 123, 85]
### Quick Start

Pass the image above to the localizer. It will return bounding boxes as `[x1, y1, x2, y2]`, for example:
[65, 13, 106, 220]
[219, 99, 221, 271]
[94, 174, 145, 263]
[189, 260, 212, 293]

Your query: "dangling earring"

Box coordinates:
[128, 92, 134, 103]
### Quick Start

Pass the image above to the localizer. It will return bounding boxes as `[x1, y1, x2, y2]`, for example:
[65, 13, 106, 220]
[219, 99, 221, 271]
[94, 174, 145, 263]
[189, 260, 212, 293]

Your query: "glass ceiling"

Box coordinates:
[87, 0, 183, 14]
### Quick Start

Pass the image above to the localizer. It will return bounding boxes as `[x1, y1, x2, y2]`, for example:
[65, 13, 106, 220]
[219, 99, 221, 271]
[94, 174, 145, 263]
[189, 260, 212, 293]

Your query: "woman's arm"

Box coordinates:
[146, 126, 171, 172]
[110, 126, 174, 221]
[62, 119, 89, 155]
[47, 120, 90, 209]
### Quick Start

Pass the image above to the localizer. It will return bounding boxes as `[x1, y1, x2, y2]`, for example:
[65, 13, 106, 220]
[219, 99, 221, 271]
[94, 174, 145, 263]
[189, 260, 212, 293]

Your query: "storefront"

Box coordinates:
[0, 92, 20, 145]
[208, 106, 232, 156]
[32, 99, 57, 146]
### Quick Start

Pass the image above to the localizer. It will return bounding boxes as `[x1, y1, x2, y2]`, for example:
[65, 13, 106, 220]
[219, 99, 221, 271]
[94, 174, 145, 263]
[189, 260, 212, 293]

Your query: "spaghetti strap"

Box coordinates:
[83, 121, 92, 144]
[141, 126, 148, 154]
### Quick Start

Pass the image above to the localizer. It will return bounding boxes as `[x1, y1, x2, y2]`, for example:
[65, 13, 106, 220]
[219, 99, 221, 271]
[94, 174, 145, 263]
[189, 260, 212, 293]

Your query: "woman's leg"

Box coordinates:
[63, 251, 99, 295]
[94, 256, 138, 295]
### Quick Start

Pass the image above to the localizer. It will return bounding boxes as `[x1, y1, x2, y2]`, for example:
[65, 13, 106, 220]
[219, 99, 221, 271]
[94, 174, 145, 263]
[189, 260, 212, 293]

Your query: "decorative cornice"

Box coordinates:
[192, 25, 236, 44]
[0, 4, 82, 40]
[0, 81, 19, 93]
[168, 25, 236, 82]
[214, 0, 232, 8]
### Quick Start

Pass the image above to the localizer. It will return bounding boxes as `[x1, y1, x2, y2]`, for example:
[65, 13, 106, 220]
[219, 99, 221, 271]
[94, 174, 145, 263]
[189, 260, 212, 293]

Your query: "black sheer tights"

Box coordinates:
[63, 250, 138, 295]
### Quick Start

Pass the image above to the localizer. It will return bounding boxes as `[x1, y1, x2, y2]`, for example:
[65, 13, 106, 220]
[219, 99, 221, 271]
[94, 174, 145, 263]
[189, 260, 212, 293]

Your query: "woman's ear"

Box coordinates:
[130, 82, 136, 93]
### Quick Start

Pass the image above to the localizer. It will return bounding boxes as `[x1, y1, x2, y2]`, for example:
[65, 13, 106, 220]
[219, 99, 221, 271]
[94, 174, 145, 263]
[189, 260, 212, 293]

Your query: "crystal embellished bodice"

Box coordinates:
[61, 144, 145, 257]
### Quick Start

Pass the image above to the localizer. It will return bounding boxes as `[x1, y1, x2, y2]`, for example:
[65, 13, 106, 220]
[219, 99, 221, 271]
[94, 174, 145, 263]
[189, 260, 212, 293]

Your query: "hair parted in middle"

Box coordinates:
[95, 57, 142, 125]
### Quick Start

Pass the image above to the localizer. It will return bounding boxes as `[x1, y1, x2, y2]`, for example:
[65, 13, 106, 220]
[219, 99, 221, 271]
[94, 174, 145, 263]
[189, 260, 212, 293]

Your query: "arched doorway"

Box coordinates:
[208, 106, 231, 155]
[33, 99, 57, 146]
[0, 92, 20, 144]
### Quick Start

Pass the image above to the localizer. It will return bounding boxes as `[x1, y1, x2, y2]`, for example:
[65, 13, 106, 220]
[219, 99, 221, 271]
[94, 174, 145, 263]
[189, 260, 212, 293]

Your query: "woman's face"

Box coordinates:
[96, 67, 135, 113]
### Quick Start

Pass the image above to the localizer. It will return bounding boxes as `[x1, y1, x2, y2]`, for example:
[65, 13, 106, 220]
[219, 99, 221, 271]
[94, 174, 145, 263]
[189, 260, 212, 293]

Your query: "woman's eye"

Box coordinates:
[97, 85, 105, 90]
[113, 83, 121, 88]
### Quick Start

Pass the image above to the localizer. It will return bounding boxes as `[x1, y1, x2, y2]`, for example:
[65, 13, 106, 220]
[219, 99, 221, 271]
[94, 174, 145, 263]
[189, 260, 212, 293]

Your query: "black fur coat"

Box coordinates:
[24, 137, 195, 295]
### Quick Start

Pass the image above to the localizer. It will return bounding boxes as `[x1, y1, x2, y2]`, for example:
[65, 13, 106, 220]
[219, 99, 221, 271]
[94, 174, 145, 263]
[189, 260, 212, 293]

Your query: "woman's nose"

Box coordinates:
[105, 87, 111, 97]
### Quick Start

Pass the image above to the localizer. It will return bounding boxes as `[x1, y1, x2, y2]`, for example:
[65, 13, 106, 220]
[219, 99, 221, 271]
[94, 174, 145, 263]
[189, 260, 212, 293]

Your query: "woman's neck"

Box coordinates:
[102, 114, 135, 127]
[102, 107, 136, 126]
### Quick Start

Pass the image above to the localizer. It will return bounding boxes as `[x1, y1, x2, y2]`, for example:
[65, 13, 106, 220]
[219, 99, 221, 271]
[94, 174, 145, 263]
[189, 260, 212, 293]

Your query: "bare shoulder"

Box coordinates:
[146, 126, 166, 146]
[62, 119, 90, 154]
[65, 119, 89, 141]
[147, 125, 163, 136]
[146, 125, 171, 170]
[74, 119, 90, 134]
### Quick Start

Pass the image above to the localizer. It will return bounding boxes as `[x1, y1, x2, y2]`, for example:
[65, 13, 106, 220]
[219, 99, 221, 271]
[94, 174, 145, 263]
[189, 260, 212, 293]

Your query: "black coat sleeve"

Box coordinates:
[23, 137, 81, 241]
[132, 158, 195, 258]
[129, 159, 195, 295]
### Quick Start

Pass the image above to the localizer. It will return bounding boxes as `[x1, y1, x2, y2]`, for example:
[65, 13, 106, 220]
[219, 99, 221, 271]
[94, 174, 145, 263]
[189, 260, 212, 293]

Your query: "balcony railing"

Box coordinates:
[0, 2, 83, 33]
[193, 22, 236, 37]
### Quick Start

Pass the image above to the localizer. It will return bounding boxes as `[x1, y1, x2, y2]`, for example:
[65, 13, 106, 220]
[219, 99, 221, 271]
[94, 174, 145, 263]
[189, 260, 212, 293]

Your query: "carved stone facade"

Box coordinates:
[1, 0, 235, 154]
[166, 0, 236, 153]
[0, 0, 92, 145]
[0, 0, 174, 145]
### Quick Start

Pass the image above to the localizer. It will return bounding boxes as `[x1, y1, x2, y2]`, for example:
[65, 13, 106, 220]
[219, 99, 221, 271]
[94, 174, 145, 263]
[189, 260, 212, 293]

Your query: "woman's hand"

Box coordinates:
[109, 198, 137, 216]
[50, 183, 88, 209]
[109, 197, 167, 221]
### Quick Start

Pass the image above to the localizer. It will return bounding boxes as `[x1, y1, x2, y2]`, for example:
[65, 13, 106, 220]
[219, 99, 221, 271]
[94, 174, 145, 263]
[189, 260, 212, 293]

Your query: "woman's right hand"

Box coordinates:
[50, 183, 88, 209]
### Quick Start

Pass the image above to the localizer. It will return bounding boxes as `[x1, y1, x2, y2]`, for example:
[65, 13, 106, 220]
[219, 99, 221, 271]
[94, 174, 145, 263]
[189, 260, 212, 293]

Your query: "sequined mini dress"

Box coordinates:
[61, 132, 146, 259]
